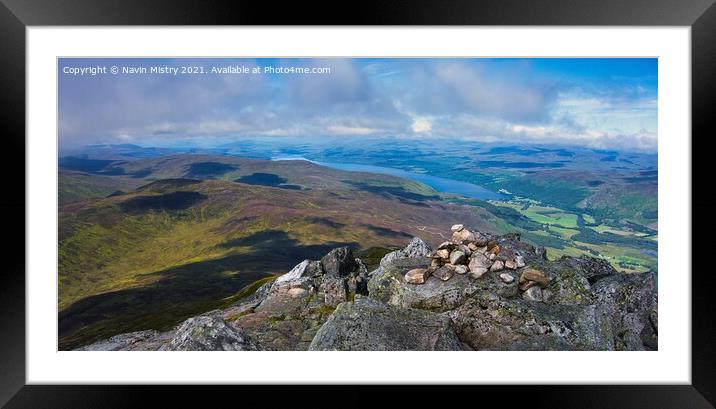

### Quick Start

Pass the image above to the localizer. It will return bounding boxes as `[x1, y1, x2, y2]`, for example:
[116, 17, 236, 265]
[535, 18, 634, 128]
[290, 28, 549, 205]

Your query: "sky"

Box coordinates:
[58, 58, 658, 152]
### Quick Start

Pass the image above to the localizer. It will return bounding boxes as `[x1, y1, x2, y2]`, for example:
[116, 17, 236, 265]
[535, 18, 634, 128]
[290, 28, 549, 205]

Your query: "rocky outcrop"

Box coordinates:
[76, 225, 657, 351]
[74, 330, 166, 351]
[308, 297, 464, 351]
[159, 314, 257, 351]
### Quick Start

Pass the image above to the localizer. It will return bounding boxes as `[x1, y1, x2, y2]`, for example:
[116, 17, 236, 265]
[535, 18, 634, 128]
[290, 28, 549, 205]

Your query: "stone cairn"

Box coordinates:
[404, 224, 550, 300]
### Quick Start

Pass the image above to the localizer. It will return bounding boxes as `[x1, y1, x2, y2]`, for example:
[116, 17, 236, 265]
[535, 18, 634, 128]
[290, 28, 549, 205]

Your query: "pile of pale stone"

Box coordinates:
[404, 224, 551, 300]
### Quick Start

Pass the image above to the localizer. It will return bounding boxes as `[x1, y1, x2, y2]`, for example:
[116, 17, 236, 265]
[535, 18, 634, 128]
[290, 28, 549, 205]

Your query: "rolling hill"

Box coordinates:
[58, 154, 505, 349]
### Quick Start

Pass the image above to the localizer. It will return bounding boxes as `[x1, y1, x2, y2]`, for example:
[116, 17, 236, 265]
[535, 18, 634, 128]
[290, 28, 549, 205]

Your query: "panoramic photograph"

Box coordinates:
[58, 57, 657, 351]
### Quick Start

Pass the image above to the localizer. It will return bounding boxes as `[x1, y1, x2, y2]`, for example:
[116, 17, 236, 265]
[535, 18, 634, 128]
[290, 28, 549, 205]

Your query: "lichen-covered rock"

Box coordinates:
[522, 286, 543, 302]
[592, 272, 658, 351]
[75, 330, 162, 351]
[555, 255, 618, 283]
[309, 298, 464, 351]
[321, 277, 348, 307]
[450, 294, 614, 351]
[160, 315, 258, 351]
[378, 237, 432, 271]
[369, 263, 486, 312]
[541, 267, 593, 305]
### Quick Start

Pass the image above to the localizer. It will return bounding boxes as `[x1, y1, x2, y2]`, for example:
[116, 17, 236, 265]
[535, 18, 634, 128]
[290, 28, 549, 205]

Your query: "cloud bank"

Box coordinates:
[58, 58, 658, 152]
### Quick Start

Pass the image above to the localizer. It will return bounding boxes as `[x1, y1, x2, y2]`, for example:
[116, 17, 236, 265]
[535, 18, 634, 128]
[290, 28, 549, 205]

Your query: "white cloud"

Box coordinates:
[411, 117, 432, 133]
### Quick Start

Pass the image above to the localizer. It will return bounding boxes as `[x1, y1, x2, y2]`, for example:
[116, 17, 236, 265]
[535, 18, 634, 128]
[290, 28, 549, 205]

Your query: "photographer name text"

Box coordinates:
[61, 64, 332, 76]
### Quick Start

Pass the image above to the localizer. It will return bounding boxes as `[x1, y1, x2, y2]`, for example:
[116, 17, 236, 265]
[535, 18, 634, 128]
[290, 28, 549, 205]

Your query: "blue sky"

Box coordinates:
[58, 58, 657, 152]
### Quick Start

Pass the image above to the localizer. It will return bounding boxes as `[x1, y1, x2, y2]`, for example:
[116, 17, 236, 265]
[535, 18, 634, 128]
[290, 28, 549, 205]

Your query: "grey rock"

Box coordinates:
[450, 295, 614, 351]
[499, 273, 515, 283]
[321, 247, 358, 276]
[455, 265, 469, 275]
[468, 253, 492, 274]
[451, 224, 464, 232]
[321, 277, 348, 307]
[160, 315, 257, 351]
[379, 237, 432, 268]
[272, 259, 323, 291]
[449, 250, 466, 265]
[309, 298, 464, 351]
[592, 272, 657, 351]
[74, 330, 161, 351]
[522, 286, 543, 302]
[433, 265, 455, 281]
[368, 264, 482, 312]
[490, 260, 505, 272]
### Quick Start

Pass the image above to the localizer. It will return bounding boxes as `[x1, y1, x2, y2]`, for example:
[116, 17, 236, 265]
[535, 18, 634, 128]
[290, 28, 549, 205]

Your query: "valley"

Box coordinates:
[58, 142, 657, 349]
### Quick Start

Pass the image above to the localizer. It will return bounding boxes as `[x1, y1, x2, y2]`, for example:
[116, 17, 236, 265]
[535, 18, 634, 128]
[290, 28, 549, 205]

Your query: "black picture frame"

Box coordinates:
[1, 0, 713, 407]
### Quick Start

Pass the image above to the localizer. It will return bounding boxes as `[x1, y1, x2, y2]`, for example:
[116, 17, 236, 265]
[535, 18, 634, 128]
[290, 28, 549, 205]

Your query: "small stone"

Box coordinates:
[468, 267, 488, 279]
[522, 286, 543, 302]
[520, 268, 550, 285]
[476, 246, 488, 254]
[469, 253, 491, 269]
[455, 265, 469, 275]
[436, 249, 450, 260]
[499, 273, 515, 283]
[515, 255, 526, 268]
[489, 253, 496, 260]
[404, 268, 430, 284]
[490, 260, 505, 272]
[451, 224, 464, 232]
[458, 243, 472, 257]
[472, 232, 489, 247]
[437, 241, 453, 250]
[449, 250, 466, 265]
[452, 229, 475, 244]
[467, 243, 478, 252]
[488, 245, 501, 256]
[504, 259, 517, 270]
[427, 258, 442, 272]
[433, 265, 455, 281]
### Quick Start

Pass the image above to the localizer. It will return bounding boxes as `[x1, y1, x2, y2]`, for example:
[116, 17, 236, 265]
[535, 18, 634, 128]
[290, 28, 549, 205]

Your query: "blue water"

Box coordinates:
[272, 156, 504, 201]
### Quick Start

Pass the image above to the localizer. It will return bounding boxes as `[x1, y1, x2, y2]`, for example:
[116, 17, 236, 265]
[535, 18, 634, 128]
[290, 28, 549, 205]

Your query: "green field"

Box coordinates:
[491, 197, 656, 273]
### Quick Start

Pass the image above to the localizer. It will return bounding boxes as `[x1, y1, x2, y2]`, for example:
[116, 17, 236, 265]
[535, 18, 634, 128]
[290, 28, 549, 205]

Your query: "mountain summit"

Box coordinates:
[77, 225, 657, 351]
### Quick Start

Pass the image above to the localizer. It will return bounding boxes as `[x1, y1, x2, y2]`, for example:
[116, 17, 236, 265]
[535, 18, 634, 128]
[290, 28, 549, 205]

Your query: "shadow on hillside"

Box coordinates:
[361, 224, 412, 239]
[58, 230, 358, 350]
[119, 191, 207, 213]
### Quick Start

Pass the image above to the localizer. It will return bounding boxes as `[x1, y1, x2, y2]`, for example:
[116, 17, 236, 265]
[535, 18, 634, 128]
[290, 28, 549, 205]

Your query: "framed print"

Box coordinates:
[2, 0, 715, 407]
